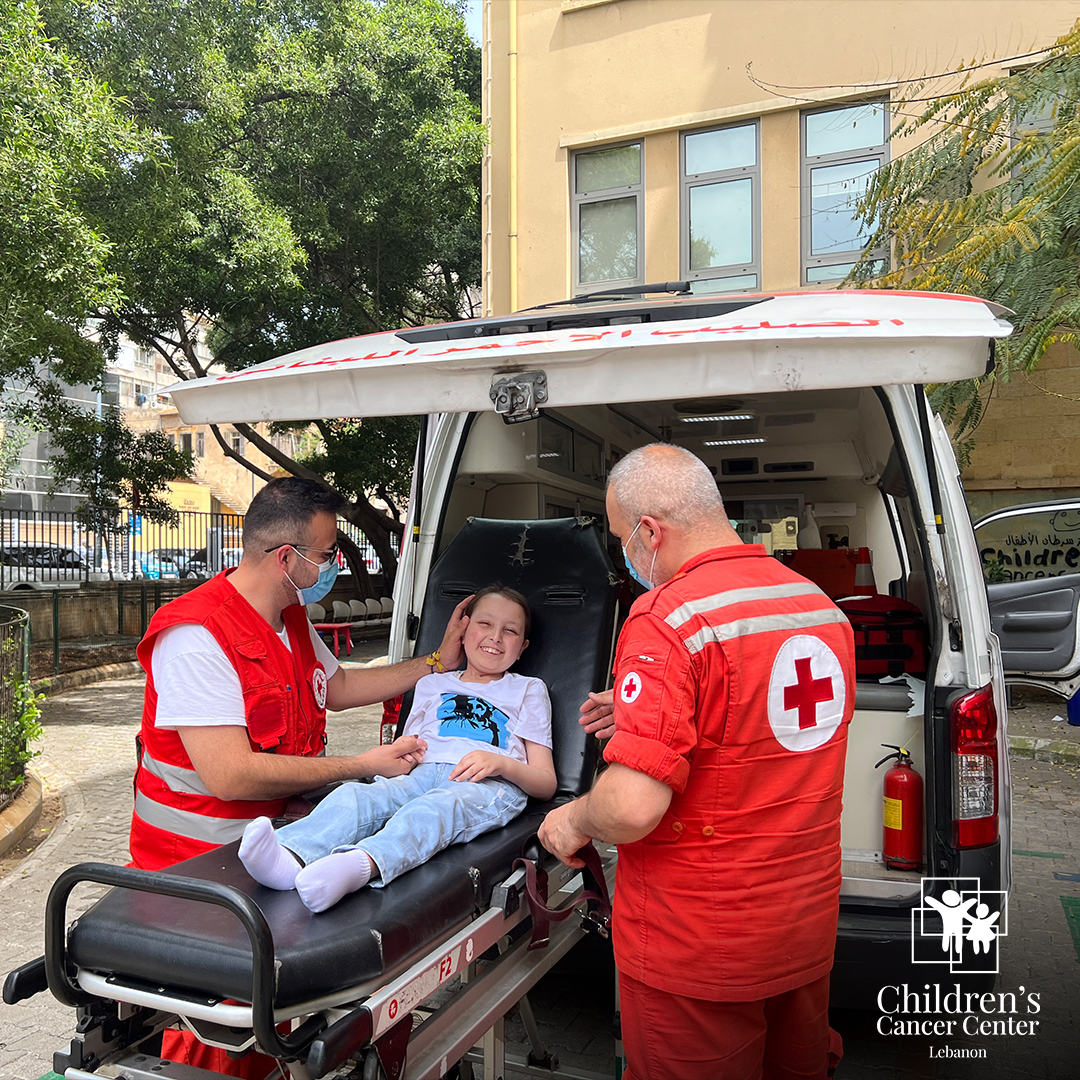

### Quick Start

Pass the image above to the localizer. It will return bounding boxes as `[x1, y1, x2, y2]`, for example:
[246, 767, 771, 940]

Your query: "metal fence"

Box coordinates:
[0, 605, 32, 800]
[0, 508, 389, 590]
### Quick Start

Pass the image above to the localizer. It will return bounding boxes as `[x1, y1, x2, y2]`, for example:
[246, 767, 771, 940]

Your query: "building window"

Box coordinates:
[801, 101, 889, 284]
[681, 122, 760, 292]
[571, 142, 643, 292]
[230, 431, 245, 455]
[196, 431, 205, 457]
[180, 433, 193, 455]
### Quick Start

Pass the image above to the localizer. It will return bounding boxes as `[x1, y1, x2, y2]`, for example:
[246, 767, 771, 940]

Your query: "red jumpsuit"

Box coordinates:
[603, 545, 854, 1080]
[131, 571, 329, 1078]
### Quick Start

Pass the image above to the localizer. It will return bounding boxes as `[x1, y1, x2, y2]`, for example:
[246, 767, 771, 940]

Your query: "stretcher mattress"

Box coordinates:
[66, 518, 618, 1012]
[68, 804, 553, 1008]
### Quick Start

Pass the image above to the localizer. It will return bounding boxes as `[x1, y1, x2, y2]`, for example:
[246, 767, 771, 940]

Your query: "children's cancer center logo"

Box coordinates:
[913, 877, 1006, 974]
[874, 879, 1041, 1055]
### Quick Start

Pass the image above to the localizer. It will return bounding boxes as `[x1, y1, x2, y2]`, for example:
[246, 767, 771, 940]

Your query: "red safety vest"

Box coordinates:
[604, 545, 855, 1002]
[130, 572, 328, 870]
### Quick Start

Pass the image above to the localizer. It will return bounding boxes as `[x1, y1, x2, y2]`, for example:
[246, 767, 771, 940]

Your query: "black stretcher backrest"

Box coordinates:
[402, 516, 618, 799]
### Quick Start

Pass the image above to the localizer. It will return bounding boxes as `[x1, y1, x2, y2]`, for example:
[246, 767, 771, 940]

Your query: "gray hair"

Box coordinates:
[607, 444, 726, 529]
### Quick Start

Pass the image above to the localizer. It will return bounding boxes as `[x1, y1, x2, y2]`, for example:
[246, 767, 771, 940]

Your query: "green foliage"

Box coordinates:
[39, 0, 483, 581]
[853, 21, 1080, 451]
[47, 409, 194, 531]
[0, 633, 42, 794]
[298, 417, 420, 519]
[0, 0, 147, 401]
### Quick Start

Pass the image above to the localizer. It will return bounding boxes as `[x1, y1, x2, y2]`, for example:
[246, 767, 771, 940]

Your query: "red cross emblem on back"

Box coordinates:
[784, 656, 834, 730]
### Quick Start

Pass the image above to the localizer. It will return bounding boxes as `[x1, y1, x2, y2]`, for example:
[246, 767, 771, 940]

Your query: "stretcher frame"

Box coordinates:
[16, 841, 617, 1080]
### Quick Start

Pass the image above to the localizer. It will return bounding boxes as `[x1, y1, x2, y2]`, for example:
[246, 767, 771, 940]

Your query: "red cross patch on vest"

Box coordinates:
[766, 635, 845, 752]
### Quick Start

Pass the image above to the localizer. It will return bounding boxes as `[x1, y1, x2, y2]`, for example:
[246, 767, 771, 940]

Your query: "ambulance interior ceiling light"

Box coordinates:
[682, 413, 756, 423]
[704, 437, 768, 446]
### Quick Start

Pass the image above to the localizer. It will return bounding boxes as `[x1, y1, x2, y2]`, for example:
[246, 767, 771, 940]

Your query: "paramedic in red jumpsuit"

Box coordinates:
[541, 444, 854, 1080]
[130, 477, 470, 1078]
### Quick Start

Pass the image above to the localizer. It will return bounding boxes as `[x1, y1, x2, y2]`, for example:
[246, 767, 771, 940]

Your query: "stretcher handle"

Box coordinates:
[44, 861, 325, 1061]
[513, 841, 612, 951]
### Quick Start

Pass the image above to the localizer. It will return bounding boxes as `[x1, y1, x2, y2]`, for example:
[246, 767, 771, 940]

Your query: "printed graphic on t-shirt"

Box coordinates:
[436, 693, 511, 749]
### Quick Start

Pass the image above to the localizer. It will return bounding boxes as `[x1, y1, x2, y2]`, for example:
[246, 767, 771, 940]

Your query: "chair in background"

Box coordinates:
[379, 596, 394, 619]
[308, 601, 352, 657]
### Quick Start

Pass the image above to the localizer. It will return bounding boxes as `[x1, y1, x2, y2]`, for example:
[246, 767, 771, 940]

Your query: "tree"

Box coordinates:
[47, 411, 194, 578]
[851, 21, 1080, 464]
[0, 0, 148, 429]
[44, 0, 483, 589]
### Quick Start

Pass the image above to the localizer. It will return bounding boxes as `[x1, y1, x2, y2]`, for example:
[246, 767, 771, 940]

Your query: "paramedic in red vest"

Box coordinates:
[130, 476, 470, 871]
[540, 444, 854, 1080]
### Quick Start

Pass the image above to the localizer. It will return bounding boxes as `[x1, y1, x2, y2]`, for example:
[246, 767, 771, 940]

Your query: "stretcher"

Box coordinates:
[4, 517, 620, 1080]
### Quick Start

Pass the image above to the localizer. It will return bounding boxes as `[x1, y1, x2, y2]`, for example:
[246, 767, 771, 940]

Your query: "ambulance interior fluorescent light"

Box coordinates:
[682, 414, 756, 422]
[703, 437, 767, 446]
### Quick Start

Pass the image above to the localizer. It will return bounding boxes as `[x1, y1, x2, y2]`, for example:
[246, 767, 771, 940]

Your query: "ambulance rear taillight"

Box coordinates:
[951, 686, 999, 847]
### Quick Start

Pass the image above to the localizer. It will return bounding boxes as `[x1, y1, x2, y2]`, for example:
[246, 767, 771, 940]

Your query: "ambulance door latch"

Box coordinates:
[490, 371, 548, 424]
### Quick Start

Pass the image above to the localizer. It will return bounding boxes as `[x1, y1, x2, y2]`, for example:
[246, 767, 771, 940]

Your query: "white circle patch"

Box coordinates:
[620, 671, 643, 704]
[312, 666, 328, 710]
[766, 636, 845, 752]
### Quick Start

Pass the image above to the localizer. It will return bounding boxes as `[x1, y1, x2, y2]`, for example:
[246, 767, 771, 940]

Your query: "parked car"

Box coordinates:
[0, 544, 91, 590]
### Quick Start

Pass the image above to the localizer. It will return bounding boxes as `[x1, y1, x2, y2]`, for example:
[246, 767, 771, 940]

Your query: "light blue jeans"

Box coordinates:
[275, 763, 528, 887]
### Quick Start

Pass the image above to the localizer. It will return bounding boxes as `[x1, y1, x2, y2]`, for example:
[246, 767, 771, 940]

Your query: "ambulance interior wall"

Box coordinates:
[435, 392, 929, 885]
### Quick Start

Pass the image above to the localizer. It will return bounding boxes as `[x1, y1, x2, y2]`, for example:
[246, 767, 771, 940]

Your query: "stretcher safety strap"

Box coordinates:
[514, 841, 612, 951]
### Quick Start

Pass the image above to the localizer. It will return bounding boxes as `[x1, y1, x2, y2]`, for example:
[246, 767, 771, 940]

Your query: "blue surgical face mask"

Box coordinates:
[622, 520, 657, 591]
[286, 548, 339, 606]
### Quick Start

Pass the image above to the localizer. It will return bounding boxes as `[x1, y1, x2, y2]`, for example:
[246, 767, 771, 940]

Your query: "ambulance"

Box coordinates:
[15, 288, 1072, 1079]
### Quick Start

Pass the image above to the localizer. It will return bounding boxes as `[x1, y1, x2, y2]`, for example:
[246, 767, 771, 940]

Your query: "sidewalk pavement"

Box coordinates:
[1005, 685, 1080, 764]
[0, 668, 385, 1080]
[1, 670, 1076, 1079]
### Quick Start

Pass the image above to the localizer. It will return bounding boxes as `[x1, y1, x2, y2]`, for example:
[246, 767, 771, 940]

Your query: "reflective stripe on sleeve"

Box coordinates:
[134, 790, 251, 845]
[140, 750, 214, 797]
[665, 582, 826, 631]
[682, 608, 850, 655]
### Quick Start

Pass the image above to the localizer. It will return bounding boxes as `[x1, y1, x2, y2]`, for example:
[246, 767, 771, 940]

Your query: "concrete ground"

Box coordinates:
[2, 670, 1078, 1079]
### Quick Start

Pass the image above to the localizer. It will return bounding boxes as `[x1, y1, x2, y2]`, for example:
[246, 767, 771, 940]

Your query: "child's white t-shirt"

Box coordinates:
[405, 671, 552, 766]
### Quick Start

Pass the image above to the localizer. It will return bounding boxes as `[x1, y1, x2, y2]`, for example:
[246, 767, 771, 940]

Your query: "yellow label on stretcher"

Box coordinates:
[883, 795, 902, 831]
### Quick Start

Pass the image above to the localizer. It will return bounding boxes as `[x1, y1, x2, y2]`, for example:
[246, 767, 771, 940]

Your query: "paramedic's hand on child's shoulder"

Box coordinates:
[579, 689, 615, 740]
[436, 594, 474, 671]
[449, 749, 503, 783]
[364, 735, 427, 778]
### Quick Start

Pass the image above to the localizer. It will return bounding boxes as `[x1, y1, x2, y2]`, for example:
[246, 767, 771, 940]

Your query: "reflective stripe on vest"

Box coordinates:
[665, 582, 825, 631]
[133, 789, 251, 846]
[140, 750, 214, 797]
[680, 607, 850, 655]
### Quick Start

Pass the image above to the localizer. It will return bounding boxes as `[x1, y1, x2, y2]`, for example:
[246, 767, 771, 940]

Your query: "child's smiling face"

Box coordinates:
[462, 594, 529, 679]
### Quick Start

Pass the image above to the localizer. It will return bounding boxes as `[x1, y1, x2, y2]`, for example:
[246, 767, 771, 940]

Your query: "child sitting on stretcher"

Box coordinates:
[239, 584, 556, 912]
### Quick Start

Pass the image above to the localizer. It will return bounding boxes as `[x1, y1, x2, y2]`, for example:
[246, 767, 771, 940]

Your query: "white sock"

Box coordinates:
[239, 817, 302, 891]
[294, 849, 374, 913]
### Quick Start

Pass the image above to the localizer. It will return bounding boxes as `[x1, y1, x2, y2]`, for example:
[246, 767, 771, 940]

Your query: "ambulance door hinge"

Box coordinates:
[948, 619, 963, 652]
[490, 371, 548, 424]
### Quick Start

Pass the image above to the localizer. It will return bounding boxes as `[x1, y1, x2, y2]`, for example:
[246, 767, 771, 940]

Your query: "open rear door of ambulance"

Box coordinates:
[975, 500, 1080, 701]
[167, 291, 1011, 426]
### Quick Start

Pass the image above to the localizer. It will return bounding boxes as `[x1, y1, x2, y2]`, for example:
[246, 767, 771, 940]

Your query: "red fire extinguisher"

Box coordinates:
[874, 744, 923, 871]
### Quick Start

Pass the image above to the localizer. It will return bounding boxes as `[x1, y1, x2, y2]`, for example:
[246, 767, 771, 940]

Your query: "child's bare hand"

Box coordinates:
[450, 750, 503, 783]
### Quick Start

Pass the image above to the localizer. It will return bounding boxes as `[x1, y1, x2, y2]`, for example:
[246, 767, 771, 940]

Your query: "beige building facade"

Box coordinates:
[481, 0, 1080, 509]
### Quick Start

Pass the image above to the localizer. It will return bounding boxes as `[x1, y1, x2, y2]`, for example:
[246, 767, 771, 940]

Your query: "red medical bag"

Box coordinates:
[836, 594, 929, 679]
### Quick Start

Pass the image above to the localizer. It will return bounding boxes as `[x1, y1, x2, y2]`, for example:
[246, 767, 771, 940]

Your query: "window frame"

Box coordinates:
[570, 140, 645, 294]
[680, 120, 761, 293]
[800, 99, 890, 285]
